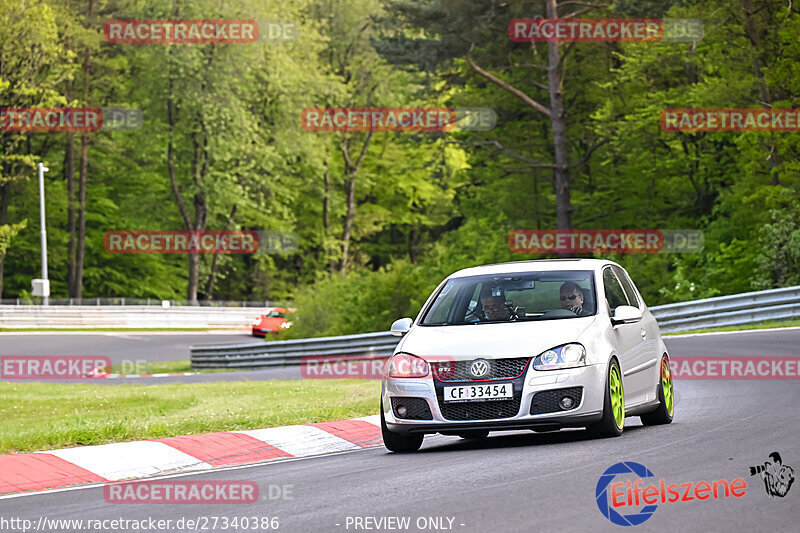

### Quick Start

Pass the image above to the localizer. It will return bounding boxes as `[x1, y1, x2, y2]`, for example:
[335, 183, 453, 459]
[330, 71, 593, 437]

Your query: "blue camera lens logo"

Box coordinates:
[596, 462, 658, 526]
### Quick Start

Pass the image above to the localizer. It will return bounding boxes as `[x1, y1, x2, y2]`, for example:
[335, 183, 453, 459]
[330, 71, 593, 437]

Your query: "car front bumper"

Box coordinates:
[382, 363, 606, 434]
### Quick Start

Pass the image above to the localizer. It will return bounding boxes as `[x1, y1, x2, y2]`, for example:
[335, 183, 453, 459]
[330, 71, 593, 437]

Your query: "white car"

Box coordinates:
[381, 259, 674, 452]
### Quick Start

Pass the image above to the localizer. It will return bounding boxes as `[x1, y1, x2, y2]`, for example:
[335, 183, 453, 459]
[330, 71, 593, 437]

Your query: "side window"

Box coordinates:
[603, 268, 628, 313]
[613, 266, 641, 309]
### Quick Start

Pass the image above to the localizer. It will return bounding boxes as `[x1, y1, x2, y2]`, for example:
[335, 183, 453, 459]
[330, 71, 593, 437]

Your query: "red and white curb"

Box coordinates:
[0, 415, 382, 495]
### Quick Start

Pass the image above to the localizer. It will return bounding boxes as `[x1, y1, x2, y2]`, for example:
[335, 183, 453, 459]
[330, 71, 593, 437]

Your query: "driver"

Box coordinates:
[480, 286, 512, 321]
[560, 282, 587, 316]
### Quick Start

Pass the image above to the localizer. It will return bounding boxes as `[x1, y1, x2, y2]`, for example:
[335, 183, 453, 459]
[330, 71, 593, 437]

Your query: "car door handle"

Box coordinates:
[640, 329, 647, 339]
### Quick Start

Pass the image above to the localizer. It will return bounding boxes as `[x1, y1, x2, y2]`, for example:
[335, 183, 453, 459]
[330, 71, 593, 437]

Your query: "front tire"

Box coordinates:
[588, 358, 624, 438]
[640, 355, 674, 426]
[381, 403, 424, 452]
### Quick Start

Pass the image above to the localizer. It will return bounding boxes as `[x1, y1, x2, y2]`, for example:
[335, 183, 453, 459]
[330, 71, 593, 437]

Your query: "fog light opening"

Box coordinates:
[396, 405, 408, 418]
[559, 396, 575, 410]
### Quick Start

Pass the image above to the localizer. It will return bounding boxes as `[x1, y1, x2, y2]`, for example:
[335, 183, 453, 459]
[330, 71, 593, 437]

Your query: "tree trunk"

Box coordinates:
[546, 0, 571, 231]
[187, 131, 208, 303]
[73, 0, 93, 299]
[337, 131, 373, 273]
[166, 72, 200, 303]
[75, 133, 88, 298]
[340, 175, 356, 273]
[408, 227, 419, 264]
[323, 159, 335, 274]
[204, 205, 236, 299]
[0, 180, 9, 298]
[167, 84, 190, 297]
[742, 0, 781, 185]
[64, 131, 76, 296]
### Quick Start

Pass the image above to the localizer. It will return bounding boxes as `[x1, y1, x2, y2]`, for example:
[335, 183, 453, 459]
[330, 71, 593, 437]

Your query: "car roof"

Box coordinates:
[448, 259, 620, 279]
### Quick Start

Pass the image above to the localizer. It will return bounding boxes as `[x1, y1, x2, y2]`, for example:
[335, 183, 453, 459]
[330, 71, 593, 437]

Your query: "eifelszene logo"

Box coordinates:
[749, 452, 795, 498]
[596, 461, 747, 526]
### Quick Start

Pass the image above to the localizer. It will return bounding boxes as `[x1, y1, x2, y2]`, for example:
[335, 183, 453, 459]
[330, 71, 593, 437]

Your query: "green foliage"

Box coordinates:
[0, 220, 26, 259]
[283, 259, 433, 337]
[1, 0, 799, 333]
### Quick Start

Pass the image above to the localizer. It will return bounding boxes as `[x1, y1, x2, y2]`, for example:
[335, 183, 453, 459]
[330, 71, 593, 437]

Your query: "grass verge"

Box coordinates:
[0, 379, 380, 454]
[664, 318, 800, 336]
[108, 360, 240, 374]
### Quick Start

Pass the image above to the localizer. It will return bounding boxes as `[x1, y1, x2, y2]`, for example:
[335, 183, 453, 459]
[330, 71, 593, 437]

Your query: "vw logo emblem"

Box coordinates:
[469, 359, 490, 379]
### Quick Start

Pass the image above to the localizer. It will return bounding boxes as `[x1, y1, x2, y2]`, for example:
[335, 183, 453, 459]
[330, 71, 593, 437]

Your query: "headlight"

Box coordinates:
[252, 318, 261, 326]
[533, 344, 586, 371]
[386, 353, 429, 378]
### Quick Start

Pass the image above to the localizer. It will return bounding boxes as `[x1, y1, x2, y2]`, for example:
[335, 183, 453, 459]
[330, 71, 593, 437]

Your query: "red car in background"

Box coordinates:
[252, 308, 293, 336]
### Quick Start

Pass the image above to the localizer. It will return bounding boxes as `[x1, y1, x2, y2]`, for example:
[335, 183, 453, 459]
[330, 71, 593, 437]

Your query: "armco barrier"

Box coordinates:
[190, 286, 800, 369]
[650, 285, 800, 333]
[191, 332, 398, 368]
[0, 305, 273, 329]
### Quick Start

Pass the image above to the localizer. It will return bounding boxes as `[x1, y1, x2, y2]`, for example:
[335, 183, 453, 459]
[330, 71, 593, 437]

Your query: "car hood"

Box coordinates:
[397, 316, 598, 360]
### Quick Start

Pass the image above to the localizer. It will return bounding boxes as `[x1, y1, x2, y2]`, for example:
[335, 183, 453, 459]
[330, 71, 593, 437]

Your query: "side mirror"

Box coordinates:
[390, 317, 413, 337]
[611, 305, 643, 326]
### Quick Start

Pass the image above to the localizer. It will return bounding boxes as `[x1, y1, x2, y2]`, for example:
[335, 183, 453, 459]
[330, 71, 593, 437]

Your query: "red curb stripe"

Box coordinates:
[308, 420, 383, 448]
[0, 453, 107, 494]
[155, 432, 293, 466]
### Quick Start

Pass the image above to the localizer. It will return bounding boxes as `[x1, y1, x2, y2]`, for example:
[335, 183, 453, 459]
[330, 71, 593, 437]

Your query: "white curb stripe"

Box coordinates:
[45, 441, 212, 481]
[236, 425, 359, 457]
[355, 415, 381, 427]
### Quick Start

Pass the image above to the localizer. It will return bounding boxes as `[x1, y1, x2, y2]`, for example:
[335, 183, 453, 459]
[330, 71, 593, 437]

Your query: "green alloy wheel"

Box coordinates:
[588, 358, 625, 438]
[610, 363, 624, 429]
[641, 355, 675, 426]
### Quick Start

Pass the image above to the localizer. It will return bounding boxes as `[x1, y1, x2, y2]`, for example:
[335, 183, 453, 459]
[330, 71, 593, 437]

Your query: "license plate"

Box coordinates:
[443, 383, 512, 402]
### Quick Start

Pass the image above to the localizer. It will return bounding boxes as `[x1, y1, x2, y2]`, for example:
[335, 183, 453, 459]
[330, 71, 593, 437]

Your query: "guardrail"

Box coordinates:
[191, 332, 398, 368]
[190, 286, 800, 369]
[0, 305, 275, 329]
[649, 285, 800, 333]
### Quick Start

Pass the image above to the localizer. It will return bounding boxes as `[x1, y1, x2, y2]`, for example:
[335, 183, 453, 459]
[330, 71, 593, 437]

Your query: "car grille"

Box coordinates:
[439, 397, 522, 421]
[391, 397, 433, 420]
[432, 357, 530, 382]
[530, 387, 583, 415]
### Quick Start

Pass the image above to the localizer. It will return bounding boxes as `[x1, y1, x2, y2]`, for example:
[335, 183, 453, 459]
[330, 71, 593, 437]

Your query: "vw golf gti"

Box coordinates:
[381, 259, 674, 452]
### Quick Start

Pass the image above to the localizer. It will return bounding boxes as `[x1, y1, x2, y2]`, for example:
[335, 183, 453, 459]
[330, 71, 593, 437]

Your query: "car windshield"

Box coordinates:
[420, 270, 596, 326]
[266, 311, 286, 318]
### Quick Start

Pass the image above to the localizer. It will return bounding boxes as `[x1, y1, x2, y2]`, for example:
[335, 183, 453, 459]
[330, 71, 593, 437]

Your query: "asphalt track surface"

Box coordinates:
[0, 331, 308, 384]
[1, 328, 800, 532]
[0, 331, 252, 364]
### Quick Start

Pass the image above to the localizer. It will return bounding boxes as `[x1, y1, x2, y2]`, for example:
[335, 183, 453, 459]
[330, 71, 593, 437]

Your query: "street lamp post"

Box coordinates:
[34, 162, 50, 305]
